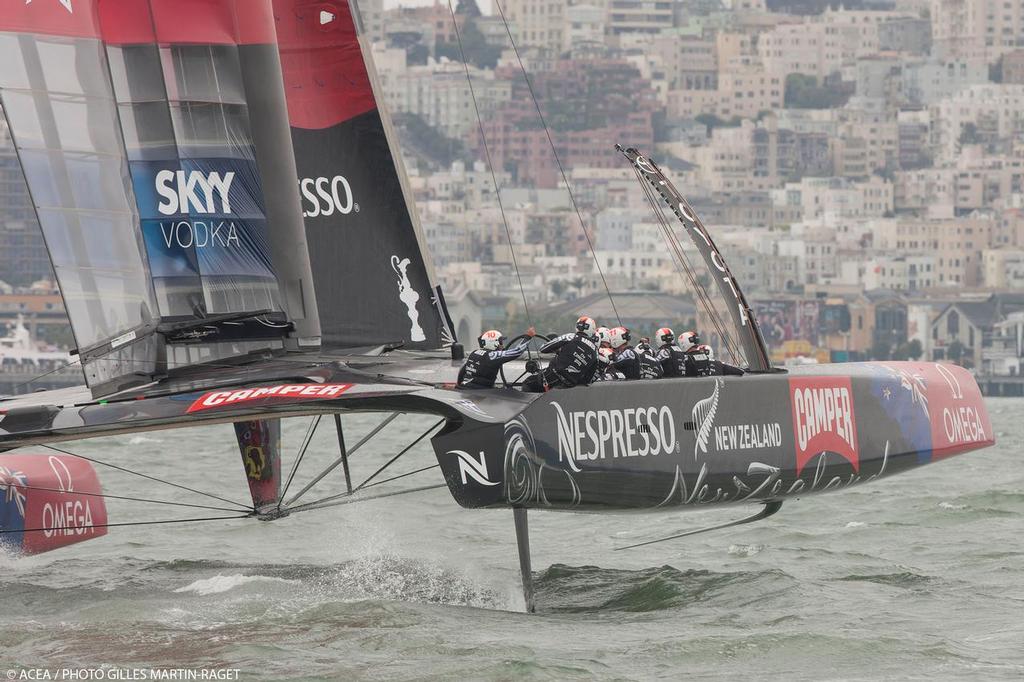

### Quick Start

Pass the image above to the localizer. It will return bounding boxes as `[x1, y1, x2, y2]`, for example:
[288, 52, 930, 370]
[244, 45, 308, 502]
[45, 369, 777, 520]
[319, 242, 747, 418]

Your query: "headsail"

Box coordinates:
[618, 146, 771, 372]
[0, 0, 320, 394]
[274, 0, 450, 349]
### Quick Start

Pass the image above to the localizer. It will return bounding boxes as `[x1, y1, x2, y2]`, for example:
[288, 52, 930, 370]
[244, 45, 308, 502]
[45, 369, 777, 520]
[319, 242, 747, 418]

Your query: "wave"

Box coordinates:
[173, 573, 299, 596]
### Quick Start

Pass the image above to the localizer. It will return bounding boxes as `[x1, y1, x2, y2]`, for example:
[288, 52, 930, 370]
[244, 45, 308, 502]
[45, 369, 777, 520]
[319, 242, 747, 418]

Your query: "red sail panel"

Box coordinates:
[275, 0, 376, 130]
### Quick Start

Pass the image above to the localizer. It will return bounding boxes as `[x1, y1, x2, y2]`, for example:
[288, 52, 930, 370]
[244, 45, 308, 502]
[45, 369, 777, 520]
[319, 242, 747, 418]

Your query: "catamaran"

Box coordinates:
[0, 0, 993, 611]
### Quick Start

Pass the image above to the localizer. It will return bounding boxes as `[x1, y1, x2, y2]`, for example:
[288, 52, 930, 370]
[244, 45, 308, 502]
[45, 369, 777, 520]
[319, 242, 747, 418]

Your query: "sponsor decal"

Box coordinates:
[156, 170, 235, 216]
[25, 0, 73, 13]
[454, 399, 492, 420]
[187, 383, 353, 413]
[299, 175, 358, 217]
[41, 456, 95, 539]
[713, 422, 783, 453]
[633, 152, 749, 327]
[448, 450, 500, 487]
[392, 255, 426, 342]
[929, 363, 990, 455]
[242, 445, 266, 480]
[692, 378, 721, 457]
[789, 376, 859, 474]
[0, 465, 28, 519]
[692, 379, 783, 458]
[553, 402, 677, 472]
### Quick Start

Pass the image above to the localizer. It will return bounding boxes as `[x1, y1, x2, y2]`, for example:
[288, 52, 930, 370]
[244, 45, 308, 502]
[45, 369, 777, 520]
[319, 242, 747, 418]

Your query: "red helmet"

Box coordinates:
[478, 329, 505, 351]
[679, 331, 700, 352]
[576, 316, 597, 335]
[656, 327, 674, 344]
[608, 326, 631, 349]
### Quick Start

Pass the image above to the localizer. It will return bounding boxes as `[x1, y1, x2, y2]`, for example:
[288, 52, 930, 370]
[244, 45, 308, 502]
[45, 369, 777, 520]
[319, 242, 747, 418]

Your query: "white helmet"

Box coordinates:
[596, 326, 611, 347]
[697, 343, 714, 360]
[478, 329, 505, 351]
[608, 326, 631, 350]
[598, 347, 614, 365]
[576, 316, 597, 336]
[678, 331, 700, 352]
[656, 327, 674, 345]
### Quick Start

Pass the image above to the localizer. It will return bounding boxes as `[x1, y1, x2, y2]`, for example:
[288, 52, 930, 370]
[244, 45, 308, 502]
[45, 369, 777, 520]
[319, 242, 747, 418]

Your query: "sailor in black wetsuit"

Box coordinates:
[678, 331, 745, 377]
[522, 316, 600, 392]
[457, 328, 535, 388]
[655, 327, 688, 378]
[610, 329, 664, 380]
[592, 347, 625, 381]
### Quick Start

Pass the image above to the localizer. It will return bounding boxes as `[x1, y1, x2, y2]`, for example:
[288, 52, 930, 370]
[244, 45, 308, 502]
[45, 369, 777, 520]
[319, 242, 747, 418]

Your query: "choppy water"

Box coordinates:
[1, 399, 1022, 680]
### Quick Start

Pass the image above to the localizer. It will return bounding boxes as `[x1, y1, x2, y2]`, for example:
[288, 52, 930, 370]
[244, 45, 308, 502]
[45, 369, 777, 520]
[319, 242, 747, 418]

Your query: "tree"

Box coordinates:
[947, 340, 965, 365]
[784, 73, 852, 109]
[906, 339, 923, 361]
[456, 0, 482, 17]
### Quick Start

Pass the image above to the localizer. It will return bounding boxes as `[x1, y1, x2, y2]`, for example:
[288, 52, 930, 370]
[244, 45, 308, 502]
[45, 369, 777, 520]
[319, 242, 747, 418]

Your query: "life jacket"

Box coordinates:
[657, 344, 688, 377]
[684, 348, 714, 377]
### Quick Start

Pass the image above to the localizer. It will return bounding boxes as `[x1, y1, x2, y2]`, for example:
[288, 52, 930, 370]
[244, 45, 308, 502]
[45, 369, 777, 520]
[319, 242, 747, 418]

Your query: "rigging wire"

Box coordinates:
[288, 483, 447, 515]
[351, 418, 445, 493]
[0, 514, 252, 536]
[493, 0, 621, 326]
[447, 0, 533, 331]
[1, 483, 248, 514]
[631, 165, 743, 364]
[289, 418, 444, 512]
[285, 411, 402, 506]
[278, 414, 322, 509]
[43, 444, 253, 511]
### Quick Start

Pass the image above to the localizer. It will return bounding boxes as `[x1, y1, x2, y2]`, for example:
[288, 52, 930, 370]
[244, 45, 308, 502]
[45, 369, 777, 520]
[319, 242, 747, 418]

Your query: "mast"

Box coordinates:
[617, 145, 772, 371]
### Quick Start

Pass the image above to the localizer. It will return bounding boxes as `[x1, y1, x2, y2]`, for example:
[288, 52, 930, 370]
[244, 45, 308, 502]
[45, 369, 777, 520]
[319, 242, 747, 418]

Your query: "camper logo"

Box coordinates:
[447, 450, 499, 487]
[790, 376, 859, 474]
[187, 383, 354, 413]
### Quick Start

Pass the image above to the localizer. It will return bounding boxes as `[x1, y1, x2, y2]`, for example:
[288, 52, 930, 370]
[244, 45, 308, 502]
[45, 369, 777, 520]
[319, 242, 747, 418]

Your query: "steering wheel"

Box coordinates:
[500, 332, 552, 388]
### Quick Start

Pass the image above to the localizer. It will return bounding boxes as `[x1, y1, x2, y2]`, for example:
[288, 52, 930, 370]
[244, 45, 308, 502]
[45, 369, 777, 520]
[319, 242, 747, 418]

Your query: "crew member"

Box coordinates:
[679, 331, 745, 377]
[655, 327, 687, 377]
[612, 335, 664, 380]
[457, 327, 535, 388]
[607, 326, 631, 354]
[522, 316, 600, 392]
[592, 347, 624, 381]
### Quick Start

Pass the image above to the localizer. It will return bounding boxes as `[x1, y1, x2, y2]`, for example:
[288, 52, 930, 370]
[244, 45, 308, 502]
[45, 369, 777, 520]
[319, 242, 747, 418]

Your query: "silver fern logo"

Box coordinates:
[692, 378, 723, 459]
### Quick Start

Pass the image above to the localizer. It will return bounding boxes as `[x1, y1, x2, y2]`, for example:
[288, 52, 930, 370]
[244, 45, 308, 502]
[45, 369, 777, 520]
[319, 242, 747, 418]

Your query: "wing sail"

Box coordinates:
[0, 0, 321, 395]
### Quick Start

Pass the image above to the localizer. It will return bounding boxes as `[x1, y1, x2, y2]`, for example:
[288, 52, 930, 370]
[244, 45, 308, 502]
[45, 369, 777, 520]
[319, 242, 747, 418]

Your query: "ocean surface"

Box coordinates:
[1, 398, 1022, 681]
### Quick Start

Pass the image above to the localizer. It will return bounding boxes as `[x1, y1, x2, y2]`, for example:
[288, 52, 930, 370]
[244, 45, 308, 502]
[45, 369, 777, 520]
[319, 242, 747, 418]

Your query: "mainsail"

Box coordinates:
[274, 0, 449, 349]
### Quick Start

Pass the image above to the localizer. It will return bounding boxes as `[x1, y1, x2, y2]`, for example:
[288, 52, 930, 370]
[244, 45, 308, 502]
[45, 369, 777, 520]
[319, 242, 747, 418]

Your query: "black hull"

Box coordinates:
[431, 362, 994, 512]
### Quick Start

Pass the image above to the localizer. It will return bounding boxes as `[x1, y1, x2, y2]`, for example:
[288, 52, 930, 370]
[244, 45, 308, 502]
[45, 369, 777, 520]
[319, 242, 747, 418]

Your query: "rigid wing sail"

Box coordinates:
[0, 0, 994, 613]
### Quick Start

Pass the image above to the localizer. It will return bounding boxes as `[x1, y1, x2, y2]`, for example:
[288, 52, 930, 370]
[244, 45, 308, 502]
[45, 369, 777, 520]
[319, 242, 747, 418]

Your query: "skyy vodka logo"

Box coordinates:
[154, 170, 241, 250]
[553, 402, 677, 472]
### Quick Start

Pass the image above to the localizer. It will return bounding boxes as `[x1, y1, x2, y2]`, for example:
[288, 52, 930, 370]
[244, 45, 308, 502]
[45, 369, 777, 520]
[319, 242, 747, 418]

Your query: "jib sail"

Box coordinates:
[0, 0, 320, 394]
[274, 0, 450, 349]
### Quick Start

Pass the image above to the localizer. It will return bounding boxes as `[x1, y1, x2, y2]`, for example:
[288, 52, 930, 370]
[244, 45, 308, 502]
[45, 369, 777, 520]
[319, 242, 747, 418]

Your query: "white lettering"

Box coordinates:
[552, 402, 676, 470]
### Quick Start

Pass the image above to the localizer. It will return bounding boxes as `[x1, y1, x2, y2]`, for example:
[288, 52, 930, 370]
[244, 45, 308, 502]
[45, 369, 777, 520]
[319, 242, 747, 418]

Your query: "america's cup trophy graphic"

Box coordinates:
[392, 255, 426, 342]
